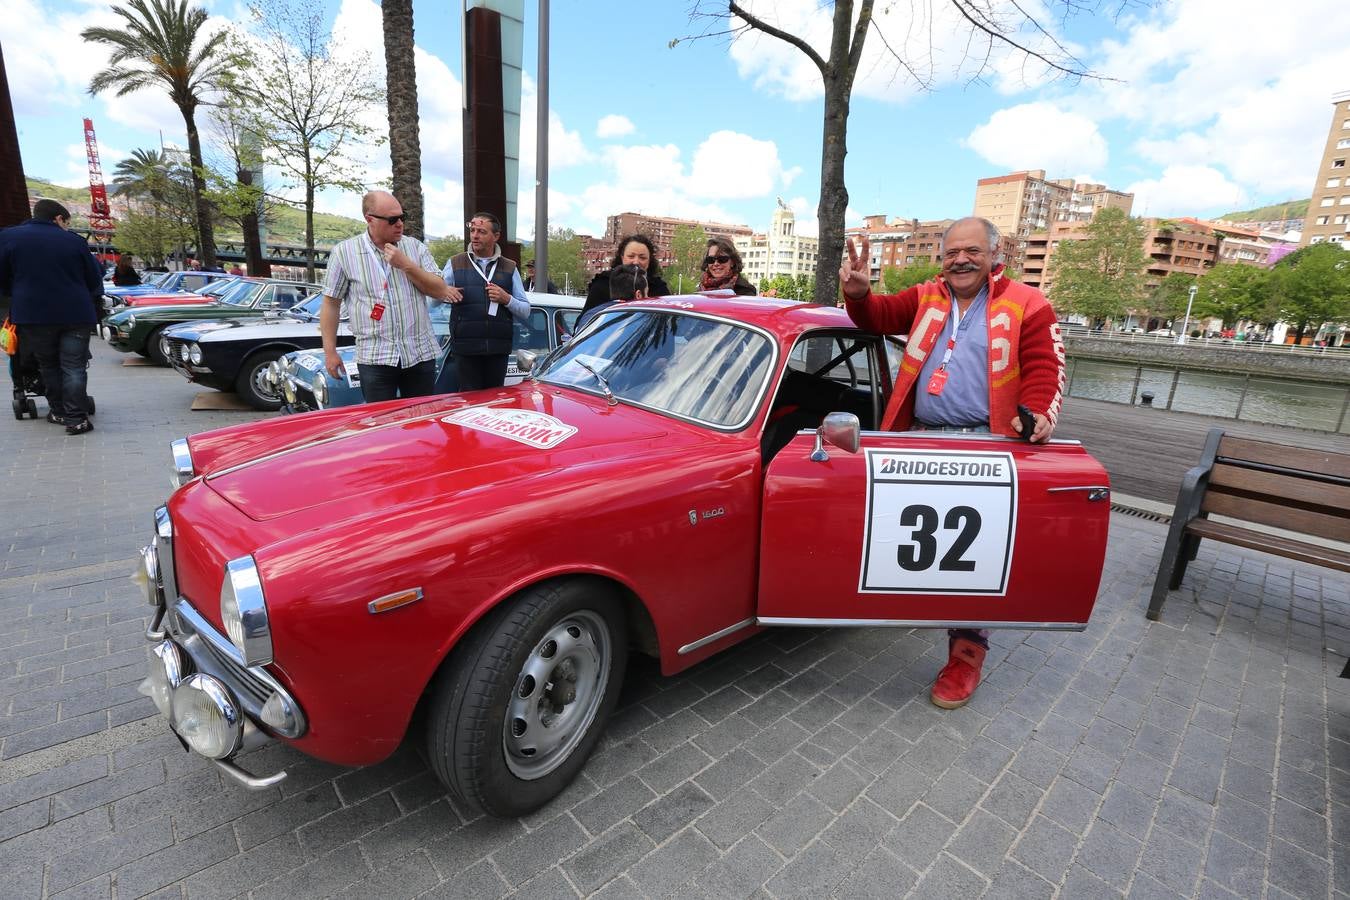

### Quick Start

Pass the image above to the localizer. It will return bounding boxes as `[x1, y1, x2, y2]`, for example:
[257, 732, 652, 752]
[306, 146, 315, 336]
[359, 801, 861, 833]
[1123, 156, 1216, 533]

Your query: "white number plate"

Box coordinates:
[859, 448, 1017, 595]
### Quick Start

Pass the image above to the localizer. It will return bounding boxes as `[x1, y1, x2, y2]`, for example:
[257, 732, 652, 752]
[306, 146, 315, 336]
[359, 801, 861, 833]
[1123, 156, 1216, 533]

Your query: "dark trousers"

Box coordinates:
[22, 324, 91, 423]
[455, 354, 509, 391]
[356, 359, 437, 403]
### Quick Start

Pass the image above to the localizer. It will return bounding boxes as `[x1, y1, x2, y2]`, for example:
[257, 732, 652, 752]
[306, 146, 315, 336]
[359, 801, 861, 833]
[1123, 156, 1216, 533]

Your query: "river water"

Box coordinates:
[1065, 359, 1350, 434]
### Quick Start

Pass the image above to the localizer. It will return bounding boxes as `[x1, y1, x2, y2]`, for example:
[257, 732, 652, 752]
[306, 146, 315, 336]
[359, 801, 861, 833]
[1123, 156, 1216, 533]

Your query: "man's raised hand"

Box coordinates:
[839, 234, 872, 300]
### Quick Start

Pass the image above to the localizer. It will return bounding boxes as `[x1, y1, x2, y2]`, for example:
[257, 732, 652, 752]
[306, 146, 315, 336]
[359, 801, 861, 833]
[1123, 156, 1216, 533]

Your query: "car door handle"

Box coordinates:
[1046, 485, 1111, 501]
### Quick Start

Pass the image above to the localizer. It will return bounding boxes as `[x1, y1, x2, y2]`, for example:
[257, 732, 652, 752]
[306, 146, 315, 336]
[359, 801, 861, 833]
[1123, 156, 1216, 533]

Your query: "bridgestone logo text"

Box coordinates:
[879, 459, 1004, 478]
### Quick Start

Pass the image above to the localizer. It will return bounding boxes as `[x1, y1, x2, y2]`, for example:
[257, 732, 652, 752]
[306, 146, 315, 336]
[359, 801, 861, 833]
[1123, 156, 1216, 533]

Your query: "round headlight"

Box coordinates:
[126, 314, 137, 330]
[145, 640, 184, 717]
[188, 344, 203, 365]
[312, 374, 328, 406]
[281, 378, 296, 405]
[170, 674, 242, 758]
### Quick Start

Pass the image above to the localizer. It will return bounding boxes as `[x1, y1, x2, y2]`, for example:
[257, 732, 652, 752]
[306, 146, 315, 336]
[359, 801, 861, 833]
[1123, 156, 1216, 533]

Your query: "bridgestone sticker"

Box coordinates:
[441, 408, 576, 449]
[859, 448, 1017, 595]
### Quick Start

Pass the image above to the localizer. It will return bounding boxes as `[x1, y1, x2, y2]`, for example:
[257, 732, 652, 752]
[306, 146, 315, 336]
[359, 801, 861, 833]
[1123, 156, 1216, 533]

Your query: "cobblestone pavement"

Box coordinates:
[2, 341, 1347, 899]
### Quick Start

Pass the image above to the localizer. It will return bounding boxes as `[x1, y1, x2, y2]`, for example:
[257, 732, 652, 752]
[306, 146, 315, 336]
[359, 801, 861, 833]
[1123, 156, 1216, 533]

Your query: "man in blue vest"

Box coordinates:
[0, 200, 102, 435]
[441, 212, 531, 390]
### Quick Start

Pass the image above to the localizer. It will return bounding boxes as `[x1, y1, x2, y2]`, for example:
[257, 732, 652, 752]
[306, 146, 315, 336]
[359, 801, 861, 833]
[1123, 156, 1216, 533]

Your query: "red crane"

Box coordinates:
[83, 117, 115, 243]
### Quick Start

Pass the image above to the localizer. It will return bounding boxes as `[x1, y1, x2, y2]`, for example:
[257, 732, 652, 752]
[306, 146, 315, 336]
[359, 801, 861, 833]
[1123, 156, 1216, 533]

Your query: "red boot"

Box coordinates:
[930, 638, 986, 709]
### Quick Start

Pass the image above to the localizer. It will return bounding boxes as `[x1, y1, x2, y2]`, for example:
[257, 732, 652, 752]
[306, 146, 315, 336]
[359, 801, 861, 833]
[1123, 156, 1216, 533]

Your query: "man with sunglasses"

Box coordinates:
[440, 212, 531, 391]
[321, 191, 458, 402]
[840, 216, 1065, 711]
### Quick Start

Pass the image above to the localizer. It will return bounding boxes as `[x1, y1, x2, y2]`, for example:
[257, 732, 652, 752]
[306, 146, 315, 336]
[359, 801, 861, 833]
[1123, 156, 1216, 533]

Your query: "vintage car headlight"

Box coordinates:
[220, 556, 273, 666]
[311, 374, 327, 406]
[125, 314, 136, 330]
[281, 377, 297, 405]
[170, 438, 194, 487]
[187, 344, 203, 365]
[264, 360, 282, 388]
[145, 640, 184, 717]
[171, 673, 242, 758]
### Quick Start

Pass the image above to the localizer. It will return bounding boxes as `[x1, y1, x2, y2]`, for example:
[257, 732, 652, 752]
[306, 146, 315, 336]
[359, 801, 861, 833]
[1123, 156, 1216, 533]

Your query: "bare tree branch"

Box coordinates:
[727, 1, 827, 75]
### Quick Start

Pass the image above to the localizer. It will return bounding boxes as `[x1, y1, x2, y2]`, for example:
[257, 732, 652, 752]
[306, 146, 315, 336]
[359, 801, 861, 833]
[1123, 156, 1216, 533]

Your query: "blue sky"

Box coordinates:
[7, 0, 1347, 242]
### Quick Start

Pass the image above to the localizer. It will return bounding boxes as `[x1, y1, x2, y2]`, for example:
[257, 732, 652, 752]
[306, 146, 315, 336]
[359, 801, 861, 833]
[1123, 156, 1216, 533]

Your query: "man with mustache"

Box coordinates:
[839, 216, 1065, 710]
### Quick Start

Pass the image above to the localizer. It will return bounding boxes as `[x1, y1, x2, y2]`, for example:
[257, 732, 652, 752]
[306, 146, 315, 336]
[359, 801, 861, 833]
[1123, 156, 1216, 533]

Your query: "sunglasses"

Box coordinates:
[368, 213, 406, 225]
[705, 255, 732, 266]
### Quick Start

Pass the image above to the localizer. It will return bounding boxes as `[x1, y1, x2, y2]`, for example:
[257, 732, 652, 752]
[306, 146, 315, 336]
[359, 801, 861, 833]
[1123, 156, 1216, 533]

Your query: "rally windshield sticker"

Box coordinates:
[859, 448, 1017, 595]
[441, 408, 577, 449]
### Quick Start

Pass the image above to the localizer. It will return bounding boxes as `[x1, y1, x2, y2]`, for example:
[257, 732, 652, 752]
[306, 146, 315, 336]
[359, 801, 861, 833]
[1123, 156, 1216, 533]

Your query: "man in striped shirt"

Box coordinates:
[321, 191, 460, 402]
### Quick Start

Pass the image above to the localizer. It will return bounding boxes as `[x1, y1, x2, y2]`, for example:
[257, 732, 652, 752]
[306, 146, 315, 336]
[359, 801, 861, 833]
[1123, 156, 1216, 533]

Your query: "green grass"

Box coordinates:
[26, 178, 88, 204]
[1220, 199, 1309, 222]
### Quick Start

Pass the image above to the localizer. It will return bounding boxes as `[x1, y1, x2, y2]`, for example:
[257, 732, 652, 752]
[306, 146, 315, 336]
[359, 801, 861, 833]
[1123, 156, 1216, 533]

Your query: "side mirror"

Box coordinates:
[515, 349, 539, 373]
[811, 412, 861, 461]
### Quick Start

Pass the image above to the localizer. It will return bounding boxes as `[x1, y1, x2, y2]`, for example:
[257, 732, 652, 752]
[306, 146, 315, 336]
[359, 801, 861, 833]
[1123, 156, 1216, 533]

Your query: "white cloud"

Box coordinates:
[596, 115, 635, 139]
[1125, 166, 1247, 218]
[965, 103, 1108, 173]
[688, 131, 793, 200]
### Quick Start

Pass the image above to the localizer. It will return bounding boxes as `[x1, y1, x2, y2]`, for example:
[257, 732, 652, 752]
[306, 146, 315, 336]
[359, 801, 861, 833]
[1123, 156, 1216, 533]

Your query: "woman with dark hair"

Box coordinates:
[582, 233, 670, 312]
[111, 255, 141, 286]
[699, 236, 756, 296]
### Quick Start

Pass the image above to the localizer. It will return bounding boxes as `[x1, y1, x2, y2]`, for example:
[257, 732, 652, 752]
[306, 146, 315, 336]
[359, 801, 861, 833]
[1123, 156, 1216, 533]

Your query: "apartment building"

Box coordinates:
[1300, 89, 1350, 249]
[735, 201, 819, 287]
[1024, 218, 1219, 294]
[583, 211, 754, 278]
[973, 170, 1133, 268]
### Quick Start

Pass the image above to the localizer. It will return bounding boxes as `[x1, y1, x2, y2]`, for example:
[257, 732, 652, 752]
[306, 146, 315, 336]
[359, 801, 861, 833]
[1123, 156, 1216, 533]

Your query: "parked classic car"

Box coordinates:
[103, 270, 238, 312]
[101, 277, 321, 366]
[137, 295, 1111, 817]
[272, 292, 584, 413]
[162, 293, 353, 409]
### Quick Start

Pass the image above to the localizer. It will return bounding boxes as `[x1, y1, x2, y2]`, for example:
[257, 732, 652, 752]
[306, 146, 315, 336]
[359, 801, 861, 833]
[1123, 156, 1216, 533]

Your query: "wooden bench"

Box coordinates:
[1147, 427, 1350, 625]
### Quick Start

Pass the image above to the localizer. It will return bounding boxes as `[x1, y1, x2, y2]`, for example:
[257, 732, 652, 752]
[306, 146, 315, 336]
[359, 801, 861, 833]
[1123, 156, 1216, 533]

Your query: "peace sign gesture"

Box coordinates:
[839, 234, 871, 300]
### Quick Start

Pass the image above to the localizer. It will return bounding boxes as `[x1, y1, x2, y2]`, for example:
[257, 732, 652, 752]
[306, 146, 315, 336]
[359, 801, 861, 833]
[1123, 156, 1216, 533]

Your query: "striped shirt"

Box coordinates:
[323, 233, 440, 367]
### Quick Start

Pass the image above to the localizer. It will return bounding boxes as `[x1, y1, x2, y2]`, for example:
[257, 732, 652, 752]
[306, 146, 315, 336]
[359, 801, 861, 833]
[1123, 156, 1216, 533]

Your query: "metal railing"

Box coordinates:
[1062, 327, 1350, 357]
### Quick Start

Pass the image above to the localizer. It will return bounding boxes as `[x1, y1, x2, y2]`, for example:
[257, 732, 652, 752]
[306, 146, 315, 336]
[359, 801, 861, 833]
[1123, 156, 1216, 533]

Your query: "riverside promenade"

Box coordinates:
[1, 341, 1346, 899]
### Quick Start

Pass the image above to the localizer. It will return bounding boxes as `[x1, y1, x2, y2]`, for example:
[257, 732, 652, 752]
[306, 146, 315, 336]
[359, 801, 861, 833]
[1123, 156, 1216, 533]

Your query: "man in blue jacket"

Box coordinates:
[0, 200, 103, 434]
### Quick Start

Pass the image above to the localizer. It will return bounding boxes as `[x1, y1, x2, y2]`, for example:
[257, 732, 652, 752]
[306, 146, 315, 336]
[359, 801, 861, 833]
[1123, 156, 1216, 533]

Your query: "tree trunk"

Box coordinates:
[815, 76, 850, 306]
[383, 0, 424, 241]
[181, 105, 217, 270]
[305, 179, 316, 284]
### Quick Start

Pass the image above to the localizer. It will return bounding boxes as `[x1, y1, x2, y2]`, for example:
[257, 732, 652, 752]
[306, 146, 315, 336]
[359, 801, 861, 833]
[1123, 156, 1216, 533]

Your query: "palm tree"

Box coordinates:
[382, 0, 424, 240]
[83, 0, 232, 269]
[110, 148, 172, 201]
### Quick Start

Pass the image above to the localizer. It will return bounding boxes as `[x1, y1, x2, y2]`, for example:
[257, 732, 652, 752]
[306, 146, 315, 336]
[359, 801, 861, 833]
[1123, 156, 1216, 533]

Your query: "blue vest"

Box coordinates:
[448, 253, 516, 356]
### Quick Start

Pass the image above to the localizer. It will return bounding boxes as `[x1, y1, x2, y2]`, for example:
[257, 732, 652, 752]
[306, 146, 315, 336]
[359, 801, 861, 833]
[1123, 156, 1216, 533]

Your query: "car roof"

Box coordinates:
[526, 291, 585, 310]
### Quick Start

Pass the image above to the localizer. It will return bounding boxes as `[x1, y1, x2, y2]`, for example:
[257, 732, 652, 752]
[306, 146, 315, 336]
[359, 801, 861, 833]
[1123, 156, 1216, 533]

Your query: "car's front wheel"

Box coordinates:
[426, 580, 627, 818]
[235, 349, 286, 411]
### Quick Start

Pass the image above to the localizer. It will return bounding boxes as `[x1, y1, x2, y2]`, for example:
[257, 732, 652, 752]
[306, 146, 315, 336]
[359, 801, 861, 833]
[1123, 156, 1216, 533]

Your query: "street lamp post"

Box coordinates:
[1178, 283, 1197, 345]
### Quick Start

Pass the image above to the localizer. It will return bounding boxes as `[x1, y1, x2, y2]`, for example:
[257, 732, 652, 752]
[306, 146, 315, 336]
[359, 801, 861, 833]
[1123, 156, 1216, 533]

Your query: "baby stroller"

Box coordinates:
[8, 339, 96, 421]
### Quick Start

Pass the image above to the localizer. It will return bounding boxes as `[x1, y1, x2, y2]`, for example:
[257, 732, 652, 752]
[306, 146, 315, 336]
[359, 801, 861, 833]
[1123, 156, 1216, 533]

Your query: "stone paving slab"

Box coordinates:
[1, 340, 1347, 898]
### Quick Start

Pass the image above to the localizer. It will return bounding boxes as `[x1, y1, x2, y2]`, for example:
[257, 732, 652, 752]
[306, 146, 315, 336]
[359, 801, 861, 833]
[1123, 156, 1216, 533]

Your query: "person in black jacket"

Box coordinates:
[111, 255, 141, 286]
[0, 200, 102, 434]
[582, 234, 670, 313]
[523, 260, 558, 294]
[699, 236, 757, 296]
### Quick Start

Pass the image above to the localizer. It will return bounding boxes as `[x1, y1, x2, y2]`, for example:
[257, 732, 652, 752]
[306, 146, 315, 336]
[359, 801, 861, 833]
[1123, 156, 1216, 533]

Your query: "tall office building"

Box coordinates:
[1299, 89, 1350, 249]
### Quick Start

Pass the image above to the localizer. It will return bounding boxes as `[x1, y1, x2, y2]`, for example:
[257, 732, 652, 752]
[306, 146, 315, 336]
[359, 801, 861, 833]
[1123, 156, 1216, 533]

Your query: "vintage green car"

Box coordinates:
[100, 277, 321, 366]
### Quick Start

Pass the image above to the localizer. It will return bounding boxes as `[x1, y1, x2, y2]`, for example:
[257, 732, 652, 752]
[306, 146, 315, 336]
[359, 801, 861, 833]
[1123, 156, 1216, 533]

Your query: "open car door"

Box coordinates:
[759, 430, 1111, 630]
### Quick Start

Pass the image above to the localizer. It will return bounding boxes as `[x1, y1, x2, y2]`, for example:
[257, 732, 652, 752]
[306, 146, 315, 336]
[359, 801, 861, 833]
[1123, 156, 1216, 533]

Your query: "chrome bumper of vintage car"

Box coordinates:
[269, 359, 326, 412]
[138, 507, 304, 790]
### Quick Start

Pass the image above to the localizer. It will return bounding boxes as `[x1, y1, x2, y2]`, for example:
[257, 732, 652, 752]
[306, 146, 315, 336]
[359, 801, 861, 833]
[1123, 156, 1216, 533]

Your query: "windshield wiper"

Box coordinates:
[574, 358, 617, 406]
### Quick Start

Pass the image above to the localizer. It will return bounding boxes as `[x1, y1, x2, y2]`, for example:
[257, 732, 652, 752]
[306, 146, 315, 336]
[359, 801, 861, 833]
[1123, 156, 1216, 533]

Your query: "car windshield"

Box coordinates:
[536, 308, 773, 429]
[289, 293, 325, 320]
[209, 280, 257, 304]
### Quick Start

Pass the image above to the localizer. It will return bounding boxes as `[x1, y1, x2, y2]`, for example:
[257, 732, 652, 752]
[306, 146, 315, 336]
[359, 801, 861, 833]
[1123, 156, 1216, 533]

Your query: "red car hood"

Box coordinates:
[196, 388, 680, 522]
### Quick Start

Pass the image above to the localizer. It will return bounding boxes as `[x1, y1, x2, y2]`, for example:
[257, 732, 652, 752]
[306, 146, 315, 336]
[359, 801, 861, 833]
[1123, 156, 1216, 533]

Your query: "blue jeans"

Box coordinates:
[357, 359, 437, 403]
[22, 324, 91, 423]
[455, 354, 509, 391]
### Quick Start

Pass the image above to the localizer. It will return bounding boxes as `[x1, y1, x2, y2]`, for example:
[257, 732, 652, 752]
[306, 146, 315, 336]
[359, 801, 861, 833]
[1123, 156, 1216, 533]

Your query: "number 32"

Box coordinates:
[897, 504, 981, 572]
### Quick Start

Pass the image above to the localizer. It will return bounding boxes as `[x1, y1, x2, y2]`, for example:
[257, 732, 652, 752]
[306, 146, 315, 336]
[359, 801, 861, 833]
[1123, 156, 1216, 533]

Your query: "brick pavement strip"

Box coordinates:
[2, 341, 1349, 897]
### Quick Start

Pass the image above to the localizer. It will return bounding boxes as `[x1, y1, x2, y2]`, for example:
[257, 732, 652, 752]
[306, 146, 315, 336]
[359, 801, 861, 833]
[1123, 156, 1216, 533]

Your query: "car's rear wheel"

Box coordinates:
[235, 350, 286, 411]
[146, 327, 171, 366]
[426, 580, 627, 818]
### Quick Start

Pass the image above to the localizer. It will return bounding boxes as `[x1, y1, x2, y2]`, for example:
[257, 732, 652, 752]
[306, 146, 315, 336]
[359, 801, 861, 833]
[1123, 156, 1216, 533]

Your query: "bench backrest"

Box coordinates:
[1200, 435, 1350, 543]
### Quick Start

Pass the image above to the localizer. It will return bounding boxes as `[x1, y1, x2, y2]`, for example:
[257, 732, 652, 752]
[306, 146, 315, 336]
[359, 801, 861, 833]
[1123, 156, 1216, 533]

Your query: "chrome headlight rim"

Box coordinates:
[220, 556, 273, 667]
[137, 544, 160, 606]
[188, 343, 203, 365]
[126, 314, 136, 330]
[170, 439, 194, 487]
[147, 640, 184, 718]
[311, 373, 327, 406]
[171, 673, 243, 758]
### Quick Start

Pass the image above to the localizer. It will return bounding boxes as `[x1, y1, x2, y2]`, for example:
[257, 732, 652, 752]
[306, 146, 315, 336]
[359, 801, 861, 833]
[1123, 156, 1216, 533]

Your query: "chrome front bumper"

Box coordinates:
[140, 510, 304, 790]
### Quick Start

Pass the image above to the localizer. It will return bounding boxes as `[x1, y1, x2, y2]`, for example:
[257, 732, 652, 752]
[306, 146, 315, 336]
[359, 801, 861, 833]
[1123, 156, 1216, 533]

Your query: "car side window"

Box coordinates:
[181, 274, 206, 292]
[763, 332, 886, 459]
[516, 309, 549, 351]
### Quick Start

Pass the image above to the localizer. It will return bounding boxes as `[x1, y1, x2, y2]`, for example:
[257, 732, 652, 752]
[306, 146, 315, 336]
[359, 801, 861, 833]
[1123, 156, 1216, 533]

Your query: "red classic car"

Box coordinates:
[137, 295, 1110, 817]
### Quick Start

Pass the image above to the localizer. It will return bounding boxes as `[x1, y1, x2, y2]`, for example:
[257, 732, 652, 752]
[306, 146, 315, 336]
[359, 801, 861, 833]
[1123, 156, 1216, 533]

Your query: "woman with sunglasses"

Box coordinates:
[582, 234, 670, 313]
[699, 237, 757, 296]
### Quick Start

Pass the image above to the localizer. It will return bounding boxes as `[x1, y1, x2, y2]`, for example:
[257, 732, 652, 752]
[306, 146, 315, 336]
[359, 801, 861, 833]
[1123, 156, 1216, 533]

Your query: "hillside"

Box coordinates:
[1220, 198, 1308, 222]
[26, 176, 367, 247]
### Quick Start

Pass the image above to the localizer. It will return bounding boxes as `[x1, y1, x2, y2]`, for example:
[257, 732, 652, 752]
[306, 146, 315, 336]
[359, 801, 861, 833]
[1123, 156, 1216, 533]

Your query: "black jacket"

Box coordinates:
[583, 269, 671, 312]
[0, 220, 102, 325]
